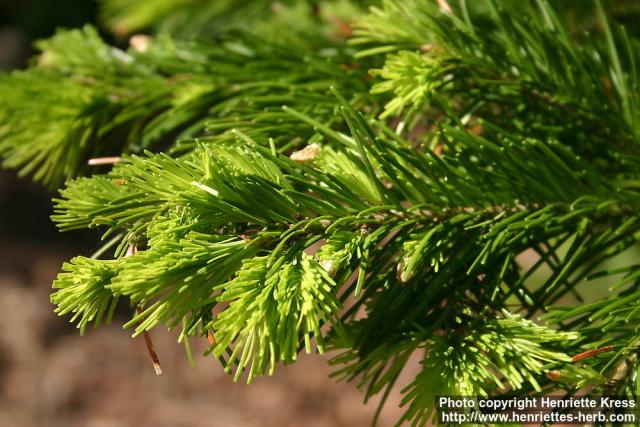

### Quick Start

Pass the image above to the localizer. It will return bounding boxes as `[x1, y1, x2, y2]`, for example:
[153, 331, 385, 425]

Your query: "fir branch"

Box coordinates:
[0, 25, 370, 188]
[397, 311, 578, 425]
[16, 0, 640, 424]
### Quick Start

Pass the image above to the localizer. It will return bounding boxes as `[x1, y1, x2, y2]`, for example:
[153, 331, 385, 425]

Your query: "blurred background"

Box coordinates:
[0, 1, 409, 426]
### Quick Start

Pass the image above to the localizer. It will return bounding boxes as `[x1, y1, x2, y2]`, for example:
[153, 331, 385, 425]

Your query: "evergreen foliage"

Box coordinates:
[99, 0, 370, 39]
[2, 0, 640, 424]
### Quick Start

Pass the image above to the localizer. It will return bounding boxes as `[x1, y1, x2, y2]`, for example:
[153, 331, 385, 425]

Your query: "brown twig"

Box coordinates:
[126, 243, 163, 375]
[571, 345, 614, 362]
[546, 370, 563, 381]
[137, 306, 163, 375]
[545, 346, 615, 381]
[207, 330, 216, 346]
[88, 156, 123, 166]
[437, 0, 452, 13]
